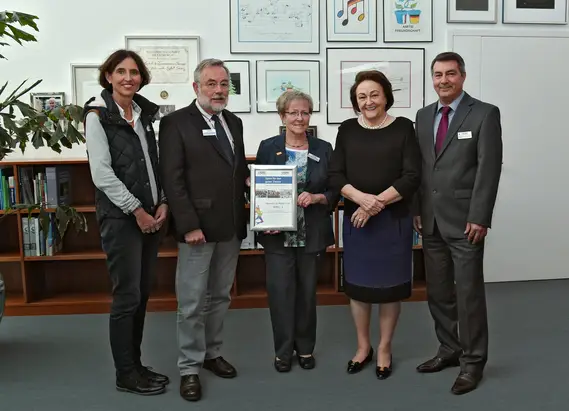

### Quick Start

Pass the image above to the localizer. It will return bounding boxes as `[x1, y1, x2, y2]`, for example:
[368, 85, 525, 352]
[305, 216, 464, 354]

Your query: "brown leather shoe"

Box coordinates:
[451, 372, 482, 395]
[180, 374, 201, 401]
[416, 356, 460, 373]
[203, 356, 237, 378]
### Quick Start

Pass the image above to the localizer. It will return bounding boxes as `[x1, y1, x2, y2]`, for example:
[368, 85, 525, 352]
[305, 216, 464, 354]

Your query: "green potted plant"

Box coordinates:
[1, 10, 88, 321]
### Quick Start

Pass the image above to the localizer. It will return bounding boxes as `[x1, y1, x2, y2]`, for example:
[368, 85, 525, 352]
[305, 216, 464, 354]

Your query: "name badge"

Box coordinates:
[457, 131, 472, 140]
[202, 129, 216, 137]
[308, 153, 320, 162]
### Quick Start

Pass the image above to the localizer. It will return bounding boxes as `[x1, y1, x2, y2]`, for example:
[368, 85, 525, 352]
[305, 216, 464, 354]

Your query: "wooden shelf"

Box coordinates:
[0, 252, 21, 262]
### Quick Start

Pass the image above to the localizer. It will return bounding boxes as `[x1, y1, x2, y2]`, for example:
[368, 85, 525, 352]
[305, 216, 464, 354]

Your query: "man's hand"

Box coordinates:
[184, 229, 206, 245]
[297, 192, 318, 208]
[351, 207, 371, 229]
[465, 222, 487, 244]
[154, 204, 168, 230]
[264, 230, 280, 235]
[133, 207, 158, 234]
[356, 192, 385, 215]
[413, 216, 422, 235]
[245, 176, 251, 187]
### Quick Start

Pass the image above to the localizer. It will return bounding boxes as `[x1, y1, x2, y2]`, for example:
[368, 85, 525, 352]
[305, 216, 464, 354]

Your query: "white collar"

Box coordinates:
[196, 99, 223, 120]
[115, 99, 141, 122]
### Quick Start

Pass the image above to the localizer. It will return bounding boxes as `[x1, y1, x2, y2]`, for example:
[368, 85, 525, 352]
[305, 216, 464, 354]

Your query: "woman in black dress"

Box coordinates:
[328, 70, 421, 379]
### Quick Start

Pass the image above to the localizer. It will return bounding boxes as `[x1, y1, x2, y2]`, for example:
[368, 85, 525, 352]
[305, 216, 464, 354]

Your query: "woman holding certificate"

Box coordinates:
[328, 70, 421, 380]
[255, 90, 339, 373]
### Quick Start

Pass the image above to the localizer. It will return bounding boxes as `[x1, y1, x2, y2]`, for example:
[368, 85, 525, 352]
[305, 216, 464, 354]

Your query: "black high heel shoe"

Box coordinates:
[375, 355, 393, 380]
[347, 347, 374, 374]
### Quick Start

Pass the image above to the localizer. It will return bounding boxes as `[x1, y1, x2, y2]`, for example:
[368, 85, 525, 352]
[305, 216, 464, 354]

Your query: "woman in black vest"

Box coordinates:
[83, 50, 169, 396]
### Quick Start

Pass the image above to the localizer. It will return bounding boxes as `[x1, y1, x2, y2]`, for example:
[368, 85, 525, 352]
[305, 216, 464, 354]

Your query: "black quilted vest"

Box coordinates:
[84, 89, 161, 223]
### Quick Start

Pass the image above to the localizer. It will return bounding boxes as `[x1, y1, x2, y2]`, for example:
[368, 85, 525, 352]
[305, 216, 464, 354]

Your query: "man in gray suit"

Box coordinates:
[413, 52, 503, 395]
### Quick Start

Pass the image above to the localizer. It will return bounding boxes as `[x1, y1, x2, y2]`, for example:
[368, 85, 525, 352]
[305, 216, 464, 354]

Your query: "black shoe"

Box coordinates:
[180, 374, 201, 401]
[451, 372, 482, 395]
[416, 355, 460, 373]
[347, 347, 374, 374]
[297, 354, 316, 370]
[203, 356, 237, 378]
[137, 365, 170, 385]
[274, 357, 291, 372]
[376, 355, 393, 380]
[116, 370, 166, 396]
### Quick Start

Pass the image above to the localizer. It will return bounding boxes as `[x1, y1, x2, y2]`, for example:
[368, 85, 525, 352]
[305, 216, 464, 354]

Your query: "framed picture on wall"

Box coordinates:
[503, 0, 568, 24]
[383, 0, 433, 42]
[30, 92, 65, 131]
[326, 47, 425, 124]
[224, 60, 252, 113]
[326, 0, 377, 42]
[256, 60, 320, 113]
[71, 64, 102, 133]
[230, 0, 320, 53]
[279, 125, 318, 137]
[447, 0, 498, 23]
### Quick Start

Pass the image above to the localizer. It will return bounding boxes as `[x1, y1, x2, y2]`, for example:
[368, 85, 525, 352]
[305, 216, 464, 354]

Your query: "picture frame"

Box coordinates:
[230, 0, 320, 54]
[326, 0, 377, 42]
[326, 47, 425, 124]
[279, 125, 318, 138]
[383, 0, 433, 42]
[256, 60, 320, 113]
[503, 0, 568, 24]
[447, 0, 498, 23]
[249, 164, 298, 231]
[30, 92, 65, 131]
[71, 64, 102, 107]
[224, 60, 252, 113]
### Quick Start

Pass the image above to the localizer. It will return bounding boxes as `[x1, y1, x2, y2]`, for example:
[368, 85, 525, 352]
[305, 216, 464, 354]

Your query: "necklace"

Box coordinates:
[286, 139, 308, 148]
[359, 113, 390, 129]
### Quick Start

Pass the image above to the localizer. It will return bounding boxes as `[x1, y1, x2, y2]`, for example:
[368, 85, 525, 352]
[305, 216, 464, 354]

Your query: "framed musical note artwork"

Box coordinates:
[230, 0, 320, 54]
[326, 47, 425, 124]
[326, 0, 378, 42]
[383, 0, 433, 42]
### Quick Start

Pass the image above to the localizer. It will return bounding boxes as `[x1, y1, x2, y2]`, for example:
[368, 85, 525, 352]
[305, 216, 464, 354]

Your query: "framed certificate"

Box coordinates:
[250, 165, 298, 231]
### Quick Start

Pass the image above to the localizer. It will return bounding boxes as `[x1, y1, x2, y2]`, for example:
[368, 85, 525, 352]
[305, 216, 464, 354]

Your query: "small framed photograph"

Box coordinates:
[383, 0, 433, 42]
[30, 92, 65, 131]
[250, 164, 298, 231]
[256, 60, 320, 113]
[279, 125, 318, 138]
[503, 0, 567, 24]
[326, 0, 378, 42]
[447, 0, 498, 23]
[224, 60, 252, 113]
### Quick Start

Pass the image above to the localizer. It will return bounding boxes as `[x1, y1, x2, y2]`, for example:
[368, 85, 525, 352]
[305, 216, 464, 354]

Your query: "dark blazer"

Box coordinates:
[255, 134, 340, 254]
[159, 100, 249, 243]
[414, 92, 503, 239]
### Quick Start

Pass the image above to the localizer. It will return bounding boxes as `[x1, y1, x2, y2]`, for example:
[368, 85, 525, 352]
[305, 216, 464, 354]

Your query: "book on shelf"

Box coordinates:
[18, 165, 71, 207]
[22, 213, 62, 257]
[0, 166, 16, 210]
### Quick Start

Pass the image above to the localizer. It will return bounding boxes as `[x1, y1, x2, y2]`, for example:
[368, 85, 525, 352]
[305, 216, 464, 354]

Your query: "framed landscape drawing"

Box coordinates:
[503, 0, 568, 24]
[447, 0, 498, 23]
[225, 60, 252, 113]
[256, 60, 320, 113]
[383, 0, 433, 42]
[326, 0, 377, 42]
[326, 48, 425, 124]
[230, 0, 320, 53]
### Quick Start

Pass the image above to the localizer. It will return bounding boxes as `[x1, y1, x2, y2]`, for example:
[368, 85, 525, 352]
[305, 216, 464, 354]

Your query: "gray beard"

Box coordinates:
[197, 95, 226, 113]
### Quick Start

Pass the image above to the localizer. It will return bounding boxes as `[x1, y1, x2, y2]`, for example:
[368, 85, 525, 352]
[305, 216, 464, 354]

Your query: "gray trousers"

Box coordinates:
[422, 222, 488, 375]
[264, 248, 319, 361]
[175, 235, 240, 376]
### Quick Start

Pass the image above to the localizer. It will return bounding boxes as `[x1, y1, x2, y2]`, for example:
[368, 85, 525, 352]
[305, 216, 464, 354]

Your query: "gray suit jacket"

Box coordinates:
[414, 92, 503, 239]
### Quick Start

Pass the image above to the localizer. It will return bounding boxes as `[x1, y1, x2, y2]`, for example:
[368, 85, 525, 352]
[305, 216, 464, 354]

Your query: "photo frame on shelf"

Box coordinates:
[30, 92, 65, 131]
[326, 0, 377, 42]
[256, 60, 320, 113]
[224, 60, 252, 113]
[383, 0, 433, 42]
[326, 47, 425, 124]
[230, 0, 320, 54]
[503, 0, 568, 24]
[279, 125, 318, 138]
[447, 0, 498, 23]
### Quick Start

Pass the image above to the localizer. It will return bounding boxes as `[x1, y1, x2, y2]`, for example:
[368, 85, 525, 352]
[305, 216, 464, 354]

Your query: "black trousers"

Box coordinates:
[264, 248, 320, 361]
[100, 217, 161, 377]
[422, 221, 488, 375]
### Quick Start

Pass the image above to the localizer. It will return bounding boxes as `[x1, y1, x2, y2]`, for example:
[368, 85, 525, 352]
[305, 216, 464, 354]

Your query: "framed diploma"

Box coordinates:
[250, 165, 298, 231]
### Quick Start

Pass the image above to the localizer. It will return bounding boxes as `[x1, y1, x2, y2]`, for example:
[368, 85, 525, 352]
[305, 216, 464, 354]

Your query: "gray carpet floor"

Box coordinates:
[1, 279, 568, 411]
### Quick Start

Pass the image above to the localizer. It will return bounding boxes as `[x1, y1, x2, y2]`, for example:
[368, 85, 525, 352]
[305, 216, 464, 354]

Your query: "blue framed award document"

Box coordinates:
[250, 165, 298, 231]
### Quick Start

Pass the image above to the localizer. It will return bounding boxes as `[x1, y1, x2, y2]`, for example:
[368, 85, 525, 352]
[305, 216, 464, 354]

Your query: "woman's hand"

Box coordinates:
[356, 192, 385, 215]
[133, 207, 158, 234]
[351, 207, 371, 229]
[264, 230, 280, 235]
[297, 192, 321, 208]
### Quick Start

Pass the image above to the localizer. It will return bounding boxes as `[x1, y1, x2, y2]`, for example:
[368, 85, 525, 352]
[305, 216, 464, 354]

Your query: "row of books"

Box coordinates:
[0, 167, 16, 210]
[22, 215, 62, 257]
[18, 166, 71, 207]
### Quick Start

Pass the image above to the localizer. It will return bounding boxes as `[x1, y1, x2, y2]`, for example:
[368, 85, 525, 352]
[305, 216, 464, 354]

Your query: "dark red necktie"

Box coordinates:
[435, 106, 451, 155]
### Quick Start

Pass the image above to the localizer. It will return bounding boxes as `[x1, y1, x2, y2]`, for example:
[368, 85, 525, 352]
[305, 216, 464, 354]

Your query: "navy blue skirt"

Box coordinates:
[342, 209, 413, 303]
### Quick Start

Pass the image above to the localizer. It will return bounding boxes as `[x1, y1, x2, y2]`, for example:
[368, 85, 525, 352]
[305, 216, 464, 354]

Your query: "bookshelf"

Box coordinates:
[0, 158, 426, 316]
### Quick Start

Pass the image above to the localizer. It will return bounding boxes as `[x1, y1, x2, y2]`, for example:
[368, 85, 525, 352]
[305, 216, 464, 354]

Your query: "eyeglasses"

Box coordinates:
[200, 81, 230, 90]
[285, 111, 311, 118]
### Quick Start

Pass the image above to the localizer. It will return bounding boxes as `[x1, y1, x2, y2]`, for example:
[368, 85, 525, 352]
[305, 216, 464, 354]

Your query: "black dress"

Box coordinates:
[328, 117, 421, 303]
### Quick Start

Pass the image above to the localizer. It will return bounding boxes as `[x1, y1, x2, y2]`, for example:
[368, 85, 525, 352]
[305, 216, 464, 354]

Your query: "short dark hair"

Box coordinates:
[98, 49, 151, 91]
[430, 52, 466, 76]
[349, 70, 395, 113]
